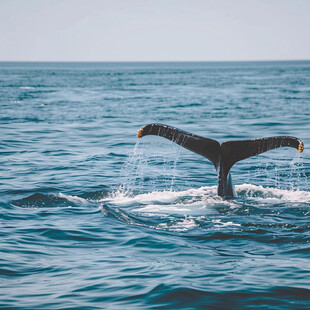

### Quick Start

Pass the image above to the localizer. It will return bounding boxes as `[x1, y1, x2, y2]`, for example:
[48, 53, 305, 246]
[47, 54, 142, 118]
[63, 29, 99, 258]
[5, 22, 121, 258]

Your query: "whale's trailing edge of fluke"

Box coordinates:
[137, 123, 304, 198]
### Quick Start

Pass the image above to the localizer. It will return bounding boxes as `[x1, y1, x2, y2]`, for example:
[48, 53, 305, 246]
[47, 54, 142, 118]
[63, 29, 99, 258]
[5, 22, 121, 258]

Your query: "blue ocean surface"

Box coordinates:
[0, 61, 310, 309]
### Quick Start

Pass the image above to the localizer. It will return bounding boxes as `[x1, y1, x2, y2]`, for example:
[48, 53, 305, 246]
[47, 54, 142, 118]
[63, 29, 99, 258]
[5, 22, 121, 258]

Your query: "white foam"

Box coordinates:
[105, 186, 237, 216]
[19, 86, 35, 90]
[100, 184, 310, 232]
[108, 186, 217, 204]
[235, 184, 310, 203]
[103, 184, 310, 217]
[106, 189, 184, 205]
[133, 203, 191, 213]
[58, 193, 89, 205]
[157, 216, 198, 231]
[212, 219, 241, 227]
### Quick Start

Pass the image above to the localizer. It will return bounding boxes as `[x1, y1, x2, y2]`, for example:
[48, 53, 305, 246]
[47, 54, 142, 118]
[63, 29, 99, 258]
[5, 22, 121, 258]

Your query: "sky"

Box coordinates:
[0, 0, 309, 62]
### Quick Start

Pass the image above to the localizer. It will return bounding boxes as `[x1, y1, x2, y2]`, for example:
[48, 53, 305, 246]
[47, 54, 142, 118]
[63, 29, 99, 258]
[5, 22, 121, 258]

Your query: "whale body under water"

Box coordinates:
[137, 124, 304, 198]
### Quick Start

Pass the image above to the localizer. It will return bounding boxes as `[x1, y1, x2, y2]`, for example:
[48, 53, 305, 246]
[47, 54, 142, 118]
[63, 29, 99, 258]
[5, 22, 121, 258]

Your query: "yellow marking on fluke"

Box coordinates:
[137, 127, 144, 138]
[298, 142, 304, 153]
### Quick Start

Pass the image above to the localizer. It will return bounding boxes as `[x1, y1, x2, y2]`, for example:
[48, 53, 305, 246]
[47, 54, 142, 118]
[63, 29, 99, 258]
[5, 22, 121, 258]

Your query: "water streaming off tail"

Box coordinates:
[242, 149, 308, 191]
[116, 138, 182, 196]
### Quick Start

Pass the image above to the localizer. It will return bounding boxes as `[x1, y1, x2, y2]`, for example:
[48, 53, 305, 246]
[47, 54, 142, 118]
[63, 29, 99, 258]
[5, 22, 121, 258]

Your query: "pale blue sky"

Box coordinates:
[0, 0, 309, 61]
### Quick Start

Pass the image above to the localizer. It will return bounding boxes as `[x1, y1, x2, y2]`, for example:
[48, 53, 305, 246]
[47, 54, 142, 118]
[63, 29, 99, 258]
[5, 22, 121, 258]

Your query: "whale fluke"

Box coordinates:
[137, 123, 304, 197]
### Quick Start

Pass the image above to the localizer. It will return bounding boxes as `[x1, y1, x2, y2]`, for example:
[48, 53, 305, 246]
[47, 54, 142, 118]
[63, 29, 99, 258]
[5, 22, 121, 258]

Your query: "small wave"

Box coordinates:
[11, 192, 90, 208]
[11, 193, 70, 208]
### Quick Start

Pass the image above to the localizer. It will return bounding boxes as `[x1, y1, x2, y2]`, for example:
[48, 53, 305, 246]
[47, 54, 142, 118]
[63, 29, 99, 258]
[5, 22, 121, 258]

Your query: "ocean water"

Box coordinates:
[0, 61, 310, 309]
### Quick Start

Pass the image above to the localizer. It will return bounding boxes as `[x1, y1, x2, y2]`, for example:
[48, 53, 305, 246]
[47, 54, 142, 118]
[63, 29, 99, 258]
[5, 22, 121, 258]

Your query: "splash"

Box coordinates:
[250, 151, 308, 191]
[116, 139, 182, 196]
[106, 183, 310, 215]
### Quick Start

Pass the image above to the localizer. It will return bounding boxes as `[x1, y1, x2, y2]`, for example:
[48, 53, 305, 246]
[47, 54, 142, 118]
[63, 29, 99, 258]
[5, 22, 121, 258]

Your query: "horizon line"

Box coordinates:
[0, 59, 309, 63]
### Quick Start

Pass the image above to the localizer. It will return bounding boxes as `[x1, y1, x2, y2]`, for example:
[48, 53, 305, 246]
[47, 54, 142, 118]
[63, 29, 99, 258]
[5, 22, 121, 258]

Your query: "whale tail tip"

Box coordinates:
[137, 127, 145, 138]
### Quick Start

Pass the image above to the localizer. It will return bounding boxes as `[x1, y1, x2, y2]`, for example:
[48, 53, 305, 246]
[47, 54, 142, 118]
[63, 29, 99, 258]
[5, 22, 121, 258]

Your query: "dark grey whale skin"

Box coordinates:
[137, 124, 304, 198]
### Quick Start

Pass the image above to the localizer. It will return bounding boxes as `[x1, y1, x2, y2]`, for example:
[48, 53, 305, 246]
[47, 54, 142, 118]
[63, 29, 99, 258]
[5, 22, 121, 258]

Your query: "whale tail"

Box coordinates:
[137, 124, 304, 197]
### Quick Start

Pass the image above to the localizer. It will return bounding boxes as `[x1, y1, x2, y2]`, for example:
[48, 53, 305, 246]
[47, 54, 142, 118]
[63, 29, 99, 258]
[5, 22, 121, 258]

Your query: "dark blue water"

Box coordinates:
[1, 61, 310, 309]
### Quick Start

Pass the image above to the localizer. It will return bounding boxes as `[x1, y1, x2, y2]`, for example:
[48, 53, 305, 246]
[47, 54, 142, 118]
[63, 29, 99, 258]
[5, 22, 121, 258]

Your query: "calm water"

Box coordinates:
[0, 61, 310, 309]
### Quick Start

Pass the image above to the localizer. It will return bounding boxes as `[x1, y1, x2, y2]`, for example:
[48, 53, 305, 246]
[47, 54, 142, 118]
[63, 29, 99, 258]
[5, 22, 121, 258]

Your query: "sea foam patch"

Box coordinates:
[106, 185, 236, 215]
[236, 184, 310, 203]
[105, 183, 310, 216]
